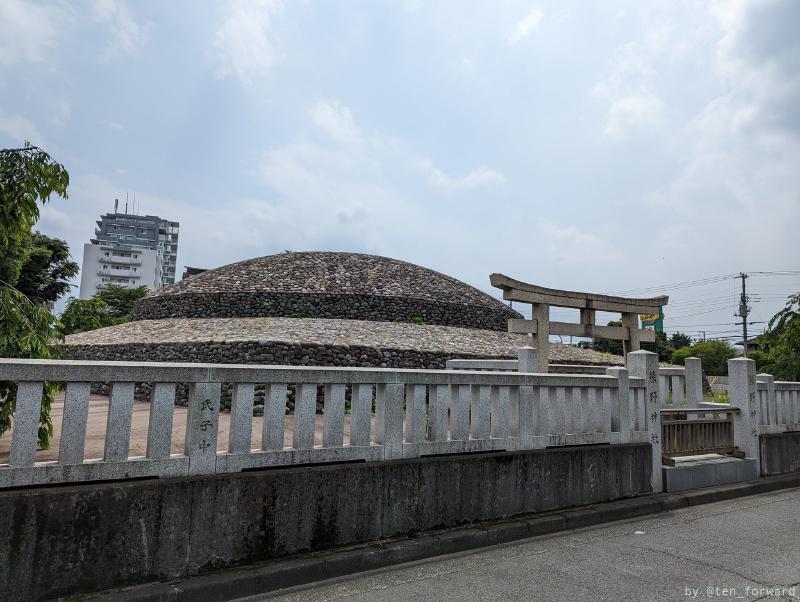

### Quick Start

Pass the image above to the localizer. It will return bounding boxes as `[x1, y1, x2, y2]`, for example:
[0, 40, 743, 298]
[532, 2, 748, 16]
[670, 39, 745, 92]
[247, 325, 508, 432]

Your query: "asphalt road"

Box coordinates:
[244, 487, 800, 602]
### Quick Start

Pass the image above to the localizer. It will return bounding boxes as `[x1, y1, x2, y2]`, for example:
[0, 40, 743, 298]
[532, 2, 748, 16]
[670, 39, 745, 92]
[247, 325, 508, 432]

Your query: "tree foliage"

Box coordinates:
[0, 143, 70, 448]
[671, 340, 737, 376]
[59, 297, 116, 335]
[0, 144, 69, 286]
[59, 284, 149, 335]
[95, 284, 149, 319]
[0, 287, 60, 448]
[15, 232, 79, 306]
[757, 293, 800, 381]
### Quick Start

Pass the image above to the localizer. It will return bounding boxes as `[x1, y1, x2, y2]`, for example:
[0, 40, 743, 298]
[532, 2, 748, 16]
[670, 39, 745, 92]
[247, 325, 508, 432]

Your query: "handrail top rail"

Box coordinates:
[489, 273, 668, 308]
[0, 358, 637, 388]
[660, 407, 741, 415]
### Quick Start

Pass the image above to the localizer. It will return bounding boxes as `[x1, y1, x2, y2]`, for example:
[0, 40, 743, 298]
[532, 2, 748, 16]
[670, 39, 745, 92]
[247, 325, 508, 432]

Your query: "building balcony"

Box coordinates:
[102, 256, 143, 266]
[97, 270, 140, 278]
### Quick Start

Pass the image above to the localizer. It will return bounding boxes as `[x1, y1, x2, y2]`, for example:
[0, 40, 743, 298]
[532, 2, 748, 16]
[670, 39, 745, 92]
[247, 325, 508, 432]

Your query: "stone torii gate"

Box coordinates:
[490, 274, 669, 373]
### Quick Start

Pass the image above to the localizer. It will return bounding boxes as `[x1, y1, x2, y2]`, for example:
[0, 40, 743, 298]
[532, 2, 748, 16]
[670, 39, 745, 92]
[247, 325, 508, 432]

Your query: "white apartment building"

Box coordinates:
[78, 243, 161, 299]
[78, 206, 180, 299]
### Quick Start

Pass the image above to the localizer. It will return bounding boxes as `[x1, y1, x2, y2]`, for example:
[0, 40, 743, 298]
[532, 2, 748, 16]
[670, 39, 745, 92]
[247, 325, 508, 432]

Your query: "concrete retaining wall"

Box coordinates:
[0, 443, 651, 600]
[760, 432, 800, 476]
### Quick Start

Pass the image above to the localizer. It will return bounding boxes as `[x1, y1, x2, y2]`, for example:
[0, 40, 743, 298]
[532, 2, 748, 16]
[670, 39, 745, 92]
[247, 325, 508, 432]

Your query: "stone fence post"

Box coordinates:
[627, 350, 662, 493]
[728, 358, 761, 476]
[685, 357, 703, 406]
[185, 382, 221, 475]
[517, 346, 537, 373]
[606, 367, 631, 444]
[757, 373, 776, 428]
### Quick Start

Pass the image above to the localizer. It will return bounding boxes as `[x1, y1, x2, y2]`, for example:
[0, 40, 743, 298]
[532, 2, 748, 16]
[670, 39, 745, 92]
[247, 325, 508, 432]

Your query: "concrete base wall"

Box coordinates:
[761, 432, 800, 476]
[0, 444, 651, 601]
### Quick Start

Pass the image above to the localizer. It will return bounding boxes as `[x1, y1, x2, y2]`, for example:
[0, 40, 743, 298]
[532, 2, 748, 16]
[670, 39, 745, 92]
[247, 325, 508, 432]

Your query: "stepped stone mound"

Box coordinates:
[134, 251, 521, 331]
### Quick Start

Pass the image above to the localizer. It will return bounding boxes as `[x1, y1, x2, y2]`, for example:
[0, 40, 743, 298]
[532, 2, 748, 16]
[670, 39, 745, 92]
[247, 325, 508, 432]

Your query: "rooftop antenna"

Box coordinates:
[125, 192, 129, 214]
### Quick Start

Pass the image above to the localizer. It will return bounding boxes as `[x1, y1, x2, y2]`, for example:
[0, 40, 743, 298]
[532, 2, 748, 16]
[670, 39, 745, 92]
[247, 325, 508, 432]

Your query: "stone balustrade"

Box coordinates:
[756, 375, 800, 435]
[0, 357, 653, 489]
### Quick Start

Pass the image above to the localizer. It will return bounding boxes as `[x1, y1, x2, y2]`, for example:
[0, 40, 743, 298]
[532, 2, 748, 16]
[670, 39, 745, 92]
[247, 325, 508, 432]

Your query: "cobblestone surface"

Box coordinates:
[63, 316, 623, 366]
[133, 252, 521, 330]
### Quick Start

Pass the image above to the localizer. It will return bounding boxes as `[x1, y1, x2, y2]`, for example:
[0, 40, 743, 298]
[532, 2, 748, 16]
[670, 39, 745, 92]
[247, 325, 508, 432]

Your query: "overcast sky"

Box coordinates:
[1, 0, 798, 341]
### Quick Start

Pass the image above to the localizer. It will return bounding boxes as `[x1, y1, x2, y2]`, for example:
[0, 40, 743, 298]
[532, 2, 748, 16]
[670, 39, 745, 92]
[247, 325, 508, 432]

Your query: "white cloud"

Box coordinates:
[0, 110, 44, 145]
[310, 101, 362, 146]
[508, 7, 544, 46]
[213, 0, 284, 86]
[93, 0, 144, 57]
[0, 0, 67, 65]
[642, 0, 800, 276]
[540, 222, 623, 265]
[416, 160, 506, 191]
[601, 89, 663, 139]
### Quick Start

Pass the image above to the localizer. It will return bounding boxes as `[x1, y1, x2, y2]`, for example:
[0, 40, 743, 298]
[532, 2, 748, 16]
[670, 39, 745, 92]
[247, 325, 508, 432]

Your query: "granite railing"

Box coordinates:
[0, 357, 656, 489]
[756, 374, 800, 435]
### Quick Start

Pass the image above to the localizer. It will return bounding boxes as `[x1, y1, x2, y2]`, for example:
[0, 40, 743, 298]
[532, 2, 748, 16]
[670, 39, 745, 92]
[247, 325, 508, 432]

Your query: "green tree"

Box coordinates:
[0, 143, 70, 448]
[0, 144, 69, 286]
[670, 332, 692, 350]
[759, 293, 800, 381]
[643, 330, 675, 363]
[95, 284, 149, 319]
[671, 340, 737, 376]
[15, 232, 79, 306]
[59, 297, 116, 335]
[59, 284, 150, 335]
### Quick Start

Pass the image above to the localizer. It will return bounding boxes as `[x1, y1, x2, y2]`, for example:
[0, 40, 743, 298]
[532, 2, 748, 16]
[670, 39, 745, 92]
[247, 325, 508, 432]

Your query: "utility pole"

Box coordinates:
[700, 330, 706, 342]
[735, 272, 750, 357]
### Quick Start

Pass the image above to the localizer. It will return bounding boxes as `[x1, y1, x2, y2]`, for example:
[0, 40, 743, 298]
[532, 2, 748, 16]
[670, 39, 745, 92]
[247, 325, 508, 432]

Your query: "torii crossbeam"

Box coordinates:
[490, 274, 669, 372]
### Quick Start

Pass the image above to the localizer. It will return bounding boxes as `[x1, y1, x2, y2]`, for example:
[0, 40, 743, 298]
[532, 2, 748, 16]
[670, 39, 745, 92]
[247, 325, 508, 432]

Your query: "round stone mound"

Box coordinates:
[134, 251, 521, 330]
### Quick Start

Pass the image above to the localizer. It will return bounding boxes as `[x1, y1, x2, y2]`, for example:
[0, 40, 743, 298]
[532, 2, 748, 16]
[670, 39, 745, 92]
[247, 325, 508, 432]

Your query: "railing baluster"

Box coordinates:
[490, 385, 510, 439]
[229, 383, 255, 454]
[9, 381, 44, 467]
[349, 383, 372, 446]
[404, 384, 426, 444]
[601, 387, 613, 434]
[470, 385, 491, 439]
[518, 385, 534, 449]
[293, 383, 317, 450]
[659, 374, 668, 405]
[574, 387, 585, 434]
[375, 383, 404, 459]
[671, 375, 685, 405]
[551, 387, 566, 434]
[450, 384, 470, 440]
[59, 382, 91, 465]
[427, 384, 449, 442]
[263, 383, 287, 451]
[146, 382, 175, 459]
[104, 382, 135, 462]
[538, 386, 550, 437]
[322, 384, 346, 447]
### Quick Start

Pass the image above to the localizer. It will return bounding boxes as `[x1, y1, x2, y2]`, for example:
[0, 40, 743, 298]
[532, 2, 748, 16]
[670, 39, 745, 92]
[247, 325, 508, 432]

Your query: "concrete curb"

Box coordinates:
[86, 473, 800, 602]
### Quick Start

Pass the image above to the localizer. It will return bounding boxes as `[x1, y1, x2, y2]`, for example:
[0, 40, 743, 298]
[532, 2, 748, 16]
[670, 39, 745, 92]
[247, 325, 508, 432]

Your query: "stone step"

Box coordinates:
[663, 454, 758, 492]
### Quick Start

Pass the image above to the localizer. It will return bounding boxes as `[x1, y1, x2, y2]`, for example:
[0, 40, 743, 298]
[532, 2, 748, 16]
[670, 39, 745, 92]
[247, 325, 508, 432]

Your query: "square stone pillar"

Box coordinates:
[627, 350, 662, 493]
[531, 303, 550, 373]
[729, 358, 761, 475]
[685, 357, 703, 406]
[517, 346, 537, 373]
[622, 312, 641, 356]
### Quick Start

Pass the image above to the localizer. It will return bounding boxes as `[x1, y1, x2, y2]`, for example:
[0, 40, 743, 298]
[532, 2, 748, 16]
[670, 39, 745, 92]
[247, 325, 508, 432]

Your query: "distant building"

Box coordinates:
[78, 202, 180, 299]
[181, 266, 207, 280]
